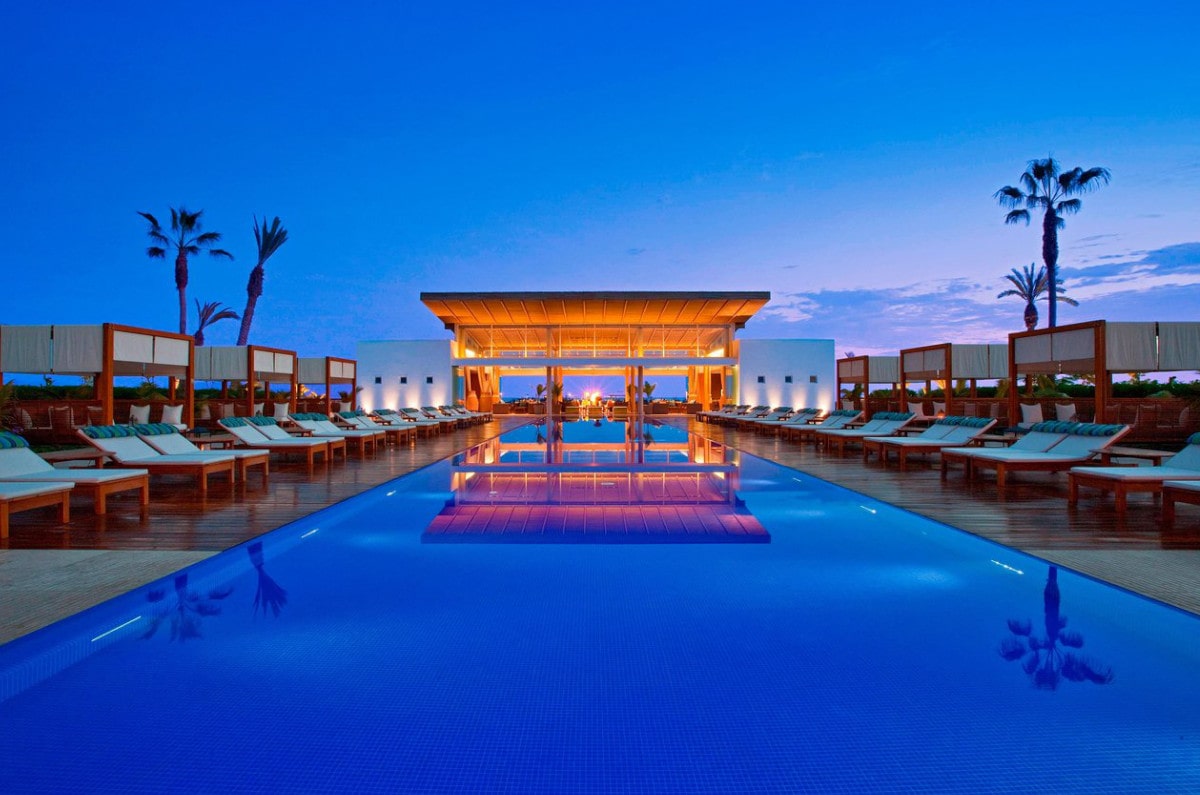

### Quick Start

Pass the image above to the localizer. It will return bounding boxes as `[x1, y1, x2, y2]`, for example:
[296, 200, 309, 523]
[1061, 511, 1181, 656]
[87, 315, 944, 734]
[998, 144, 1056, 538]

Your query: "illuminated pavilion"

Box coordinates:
[357, 291, 835, 414]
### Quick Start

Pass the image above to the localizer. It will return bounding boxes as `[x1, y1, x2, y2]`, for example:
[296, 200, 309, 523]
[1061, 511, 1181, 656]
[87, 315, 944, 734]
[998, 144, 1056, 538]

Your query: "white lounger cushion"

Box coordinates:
[0, 481, 72, 501]
[0, 447, 149, 483]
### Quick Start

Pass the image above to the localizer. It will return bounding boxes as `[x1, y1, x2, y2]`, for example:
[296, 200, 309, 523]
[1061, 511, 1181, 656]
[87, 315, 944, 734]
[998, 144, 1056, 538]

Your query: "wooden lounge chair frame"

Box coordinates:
[0, 482, 71, 540]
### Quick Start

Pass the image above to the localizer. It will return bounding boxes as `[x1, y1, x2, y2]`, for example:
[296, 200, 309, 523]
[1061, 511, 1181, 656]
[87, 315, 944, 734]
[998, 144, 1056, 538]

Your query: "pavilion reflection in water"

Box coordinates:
[424, 419, 769, 543]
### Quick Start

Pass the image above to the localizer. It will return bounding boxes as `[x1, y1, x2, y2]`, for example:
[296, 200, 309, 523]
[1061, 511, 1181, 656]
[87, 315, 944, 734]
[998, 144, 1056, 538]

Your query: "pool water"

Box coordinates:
[2, 419, 1198, 793]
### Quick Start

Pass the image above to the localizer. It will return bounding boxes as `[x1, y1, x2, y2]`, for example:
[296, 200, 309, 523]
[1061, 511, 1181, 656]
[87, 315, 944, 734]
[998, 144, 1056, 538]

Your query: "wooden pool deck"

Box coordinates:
[2, 417, 1198, 644]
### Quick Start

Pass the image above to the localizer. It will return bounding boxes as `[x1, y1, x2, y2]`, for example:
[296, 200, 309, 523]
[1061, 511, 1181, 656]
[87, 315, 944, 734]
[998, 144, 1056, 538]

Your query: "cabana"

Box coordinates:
[194, 345, 297, 421]
[296, 356, 357, 415]
[0, 324, 194, 438]
[835, 355, 899, 417]
[899, 343, 1009, 421]
[1009, 320, 1200, 442]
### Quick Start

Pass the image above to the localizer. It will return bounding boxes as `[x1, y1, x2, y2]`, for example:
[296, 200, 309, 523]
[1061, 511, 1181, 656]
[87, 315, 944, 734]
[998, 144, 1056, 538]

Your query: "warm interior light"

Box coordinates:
[708, 348, 725, 357]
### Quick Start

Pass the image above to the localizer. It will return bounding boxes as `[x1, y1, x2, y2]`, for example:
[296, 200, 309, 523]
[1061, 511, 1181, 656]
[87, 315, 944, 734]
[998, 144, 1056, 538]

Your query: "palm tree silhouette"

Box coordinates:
[997, 263, 1079, 331]
[142, 573, 234, 642]
[994, 157, 1109, 327]
[139, 208, 234, 335]
[999, 566, 1114, 690]
[193, 300, 239, 347]
[247, 541, 288, 618]
[236, 216, 289, 345]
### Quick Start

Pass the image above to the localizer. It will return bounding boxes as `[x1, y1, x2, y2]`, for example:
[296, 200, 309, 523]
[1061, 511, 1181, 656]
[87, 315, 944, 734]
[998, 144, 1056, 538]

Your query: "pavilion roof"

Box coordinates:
[420, 291, 771, 330]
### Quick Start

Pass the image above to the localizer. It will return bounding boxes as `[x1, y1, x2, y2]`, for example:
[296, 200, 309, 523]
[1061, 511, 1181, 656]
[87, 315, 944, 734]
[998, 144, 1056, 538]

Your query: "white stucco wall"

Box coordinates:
[737, 339, 836, 410]
[356, 340, 454, 411]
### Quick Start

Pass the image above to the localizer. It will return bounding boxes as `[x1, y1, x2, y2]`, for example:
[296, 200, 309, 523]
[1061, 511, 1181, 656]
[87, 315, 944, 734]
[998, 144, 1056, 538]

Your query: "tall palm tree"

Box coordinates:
[994, 157, 1110, 328]
[193, 300, 240, 347]
[997, 263, 1079, 331]
[236, 215, 289, 345]
[139, 208, 234, 335]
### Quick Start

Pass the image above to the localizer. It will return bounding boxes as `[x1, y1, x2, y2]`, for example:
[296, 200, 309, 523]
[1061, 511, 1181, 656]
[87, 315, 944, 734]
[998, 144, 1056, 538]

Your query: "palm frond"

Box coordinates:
[194, 231, 223, 245]
[207, 247, 234, 260]
[1074, 166, 1111, 191]
[1056, 198, 1083, 216]
[146, 246, 166, 258]
[253, 215, 289, 263]
[994, 186, 1025, 207]
[1003, 209, 1030, 225]
[137, 211, 161, 229]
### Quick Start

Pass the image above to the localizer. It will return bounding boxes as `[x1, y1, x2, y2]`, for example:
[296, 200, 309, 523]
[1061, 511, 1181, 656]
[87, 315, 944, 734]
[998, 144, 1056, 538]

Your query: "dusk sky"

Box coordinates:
[3, 2, 1198, 362]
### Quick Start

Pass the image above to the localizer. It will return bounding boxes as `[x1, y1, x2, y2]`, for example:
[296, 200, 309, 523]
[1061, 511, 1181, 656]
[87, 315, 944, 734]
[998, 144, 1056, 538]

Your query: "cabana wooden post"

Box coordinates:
[899, 342, 1008, 418]
[836, 355, 899, 418]
[0, 323, 195, 430]
[297, 356, 357, 415]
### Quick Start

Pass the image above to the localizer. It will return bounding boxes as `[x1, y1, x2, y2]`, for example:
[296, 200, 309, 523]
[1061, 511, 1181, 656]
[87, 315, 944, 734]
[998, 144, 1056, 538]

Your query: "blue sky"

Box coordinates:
[2, 2, 1199, 362]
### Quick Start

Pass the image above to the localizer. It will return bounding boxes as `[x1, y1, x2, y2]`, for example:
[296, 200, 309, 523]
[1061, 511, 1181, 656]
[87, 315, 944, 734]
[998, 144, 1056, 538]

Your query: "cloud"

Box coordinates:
[745, 243, 1200, 354]
[1063, 242, 1200, 297]
[625, 247, 645, 256]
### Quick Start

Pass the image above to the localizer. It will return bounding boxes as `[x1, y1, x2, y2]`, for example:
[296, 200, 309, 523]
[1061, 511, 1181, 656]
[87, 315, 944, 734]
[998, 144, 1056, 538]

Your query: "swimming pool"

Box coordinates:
[2, 418, 1198, 793]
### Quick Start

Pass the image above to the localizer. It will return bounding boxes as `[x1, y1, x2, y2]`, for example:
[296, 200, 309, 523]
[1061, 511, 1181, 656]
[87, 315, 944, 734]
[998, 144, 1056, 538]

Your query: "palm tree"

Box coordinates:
[193, 300, 240, 347]
[139, 208, 234, 334]
[236, 215, 289, 345]
[994, 158, 1109, 328]
[997, 263, 1079, 331]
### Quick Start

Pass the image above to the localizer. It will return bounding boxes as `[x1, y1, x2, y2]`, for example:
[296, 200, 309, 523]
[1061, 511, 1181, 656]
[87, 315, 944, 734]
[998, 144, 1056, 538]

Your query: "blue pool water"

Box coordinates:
[2, 419, 1199, 793]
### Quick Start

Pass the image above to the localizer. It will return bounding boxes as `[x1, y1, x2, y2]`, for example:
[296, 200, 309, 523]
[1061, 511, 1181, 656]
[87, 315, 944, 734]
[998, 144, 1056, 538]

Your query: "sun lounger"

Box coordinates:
[782, 409, 863, 443]
[134, 423, 269, 484]
[940, 421, 1130, 489]
[0, 430, 149, 515]
[441, 405, 491, 423]
[1068, 433, 1200, 514]
[219, 418, 336, 471]
[0, 480, 72, 539]
[814, 412, 915, 455]
[289, 413, 382, 458]
[78, 425, 236, 497]
[733, 407, 791, 428]
[697, 405, 741, 423]
[751, 408, 822, 434]
[385, 408, 442, 438]
[422, 406, 468, 428]
[864, 417, 998, 469]
[1162, 480, 1200, 527]
[401, 407, 456, 429]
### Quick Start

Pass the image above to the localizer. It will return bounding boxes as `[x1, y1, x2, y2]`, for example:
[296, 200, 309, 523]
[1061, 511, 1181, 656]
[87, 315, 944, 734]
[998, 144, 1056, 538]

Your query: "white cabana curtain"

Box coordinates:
[154, 336, 190, 368]
[113, 330, 154, 366]
[0, 325, 52, 373]
[1105, 323, 1157, 371]
[838, 359, 865, 380]
[1154, 322, 1200, 370]
[1013, 334, 1052, 366]
[198, 346, 250, 380]
[869, 356, 899, 383]
[51, 325, 103, 373]
[950, 345, 990, 379]
[1051, 328, 1095, 362]
[297, 358, 325, 384]
[987, 344, 1009, 379]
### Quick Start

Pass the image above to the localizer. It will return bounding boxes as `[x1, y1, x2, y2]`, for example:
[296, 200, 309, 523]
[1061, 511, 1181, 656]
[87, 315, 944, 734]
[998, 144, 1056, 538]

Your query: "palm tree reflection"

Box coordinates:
[143, 573, 233, 642]
[248, 540, 288, 618]
[999, 566, 1114, 689]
